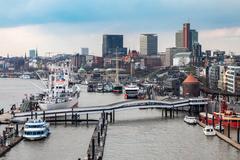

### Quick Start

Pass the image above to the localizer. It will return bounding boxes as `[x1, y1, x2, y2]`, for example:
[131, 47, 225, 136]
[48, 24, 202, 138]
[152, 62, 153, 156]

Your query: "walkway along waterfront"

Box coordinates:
[12, 98, 208, 121]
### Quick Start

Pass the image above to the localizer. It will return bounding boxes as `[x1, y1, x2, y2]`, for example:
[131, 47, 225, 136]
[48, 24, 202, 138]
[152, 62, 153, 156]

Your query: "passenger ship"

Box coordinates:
[23, 119, 50, 141]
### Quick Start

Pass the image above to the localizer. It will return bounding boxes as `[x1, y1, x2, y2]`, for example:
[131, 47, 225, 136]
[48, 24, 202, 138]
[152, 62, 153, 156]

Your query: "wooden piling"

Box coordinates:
[35, 112, 37, 119]
[220, 118, 222, 133]
[113, 109, 115, 123]
[110, 112, 113, 123]
[98, 132, 100, 146]
[31, 111, 33, 119]
[165, 108, 167, 117]
[75, 113, 78, 127]
[15, 123, 18, 136]
[43, 111, 45, 121]
[170, 109, 172, 118]
[54, 113, 57, 125]
[92, 139, 95, 160]
[65, 113, 67, 125]
[71, 108, 74, 124]
[212, 115, 215, 127]
[228, 123, 230, 138]
[237, 125, 240, 144]
[86, 113, 89, 126]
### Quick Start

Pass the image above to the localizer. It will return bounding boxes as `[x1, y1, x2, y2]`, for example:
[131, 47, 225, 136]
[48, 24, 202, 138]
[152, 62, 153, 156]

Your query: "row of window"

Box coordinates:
[24, 131, 45, 135]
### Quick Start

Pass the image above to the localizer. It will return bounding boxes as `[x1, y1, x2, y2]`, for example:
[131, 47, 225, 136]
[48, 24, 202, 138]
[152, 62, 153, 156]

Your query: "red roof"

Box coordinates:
[183, 74, 199, 83]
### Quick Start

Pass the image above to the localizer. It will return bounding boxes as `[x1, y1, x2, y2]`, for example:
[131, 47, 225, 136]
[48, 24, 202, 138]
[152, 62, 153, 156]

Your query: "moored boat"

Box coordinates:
[203, 125, 216, 136]
[124, 84, 139, 99]
[184, 115, 197, 125]
[23, 119, 50, 140]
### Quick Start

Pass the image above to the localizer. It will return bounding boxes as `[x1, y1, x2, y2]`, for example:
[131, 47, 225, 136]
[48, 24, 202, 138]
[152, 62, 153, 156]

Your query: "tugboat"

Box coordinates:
[23, 119, 50, 140]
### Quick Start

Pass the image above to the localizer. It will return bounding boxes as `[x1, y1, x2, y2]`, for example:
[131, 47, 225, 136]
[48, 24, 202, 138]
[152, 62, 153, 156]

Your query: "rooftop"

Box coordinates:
[183, 74, 199, 83]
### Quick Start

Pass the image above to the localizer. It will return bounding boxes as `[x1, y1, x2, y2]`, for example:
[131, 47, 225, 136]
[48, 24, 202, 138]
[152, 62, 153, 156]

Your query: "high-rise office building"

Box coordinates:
[29, 49, 37, 59]
[102, 34, 127, 57]
[175, 31, 183, 48]
[140, 34, 158, 56]
[190, 30, 198, 49]
[192, 42, 202, 66]
[80, 48, 89, 55]
[183, 23, 190, 49]
[175, 23, 198, 51]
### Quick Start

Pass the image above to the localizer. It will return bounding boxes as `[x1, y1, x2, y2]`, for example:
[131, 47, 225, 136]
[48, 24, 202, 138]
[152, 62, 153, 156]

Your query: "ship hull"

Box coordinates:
[39, 96, 79, 111]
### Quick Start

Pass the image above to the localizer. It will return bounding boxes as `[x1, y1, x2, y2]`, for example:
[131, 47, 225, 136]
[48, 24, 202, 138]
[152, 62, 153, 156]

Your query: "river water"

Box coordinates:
[0, 78, 239, 160]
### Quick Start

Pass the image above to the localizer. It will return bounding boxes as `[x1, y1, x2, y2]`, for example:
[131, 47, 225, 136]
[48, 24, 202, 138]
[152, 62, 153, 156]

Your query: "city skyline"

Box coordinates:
[0, 0, 240, 56]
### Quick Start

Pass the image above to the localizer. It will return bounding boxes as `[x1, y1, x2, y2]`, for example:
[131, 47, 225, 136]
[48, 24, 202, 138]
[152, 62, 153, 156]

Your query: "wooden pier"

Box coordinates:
[0, 124, 23, 157]
[85, 112, 109, 160]
[198, 121, 240, 150]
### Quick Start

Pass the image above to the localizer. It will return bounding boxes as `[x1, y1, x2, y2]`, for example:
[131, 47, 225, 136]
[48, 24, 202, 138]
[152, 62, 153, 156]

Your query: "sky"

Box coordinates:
[0, 0, 240, 57]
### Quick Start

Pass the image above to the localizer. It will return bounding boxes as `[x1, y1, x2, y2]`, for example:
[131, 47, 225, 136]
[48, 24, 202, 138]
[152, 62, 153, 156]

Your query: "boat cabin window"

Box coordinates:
[25, 131, 44, 135]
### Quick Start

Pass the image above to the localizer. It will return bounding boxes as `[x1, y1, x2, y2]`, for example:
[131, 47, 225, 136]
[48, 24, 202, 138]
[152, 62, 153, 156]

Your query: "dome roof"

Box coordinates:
[183, 74, 199, 83]
[78, 67, 86, 73]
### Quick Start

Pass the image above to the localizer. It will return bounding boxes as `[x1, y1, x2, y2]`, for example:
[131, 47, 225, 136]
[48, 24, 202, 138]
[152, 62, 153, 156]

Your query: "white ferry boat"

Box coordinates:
[203, 125, 216, 136]
[124, 84, 139, 99]
[23, 119, 50, 140]
[184, 115, 197, 125]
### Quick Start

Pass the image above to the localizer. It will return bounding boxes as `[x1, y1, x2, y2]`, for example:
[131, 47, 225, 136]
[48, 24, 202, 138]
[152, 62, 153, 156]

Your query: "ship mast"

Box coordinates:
[115, 48, 119, 85]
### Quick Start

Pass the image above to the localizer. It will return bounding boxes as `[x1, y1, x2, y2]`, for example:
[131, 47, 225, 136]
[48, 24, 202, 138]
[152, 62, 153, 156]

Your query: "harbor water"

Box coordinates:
[0, 79, 240, 160]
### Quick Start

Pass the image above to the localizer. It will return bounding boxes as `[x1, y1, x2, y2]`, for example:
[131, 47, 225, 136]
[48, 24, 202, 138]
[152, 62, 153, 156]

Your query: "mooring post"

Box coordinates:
[220, 117, 222, 133]
[75, 113, 78, 127]
[86, 113, 89, 126]
[170, 109, 172, 118]
[98, 131, 100, 146]
[55, 113, 57, 125]
[71, 108, 74, 124]
[110, 112, 113, 123]
[228, 122, 230, 138]
[212, 115, 215, 127]
[205, 104, 208, 125]
[15, 123, 19, 136]
[113, 109, 115, 123]
[31, 111, 33, 119]
[65, 113, 67, 125]
[100, 124, 103, 136]
[237, 120, 240, 143]
[3, 131, 6, 146]
[172, 108, 174, 118]
[43, 111, 45, 121]
[92, 139, 95, 160]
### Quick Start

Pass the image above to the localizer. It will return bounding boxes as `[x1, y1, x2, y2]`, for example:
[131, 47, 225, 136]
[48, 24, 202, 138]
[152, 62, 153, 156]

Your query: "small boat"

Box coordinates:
[19, 74, 31, 79]
[184, 115, 197, 125]
[214, 124, 224, 132]
[203, 125, 216, 136]
[124, 84, 139, 99]
[112, 84, 123, 94]
[23, 119, 50, 140]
